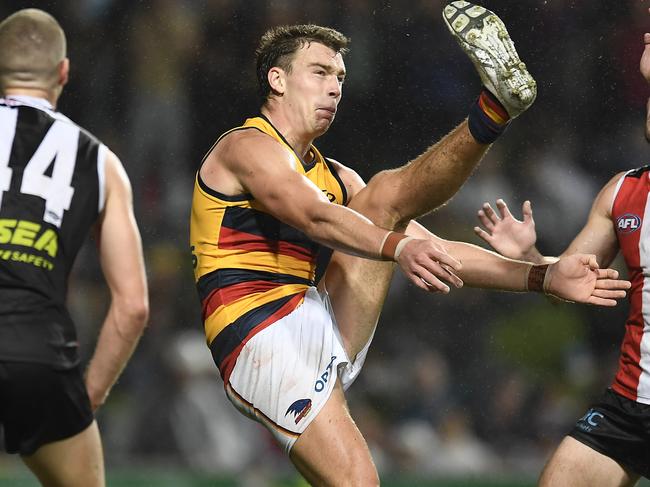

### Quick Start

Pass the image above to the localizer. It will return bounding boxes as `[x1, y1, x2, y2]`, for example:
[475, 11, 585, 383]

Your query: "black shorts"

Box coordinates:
[569, 388, 650, 478]
[0, 362, 94, 455]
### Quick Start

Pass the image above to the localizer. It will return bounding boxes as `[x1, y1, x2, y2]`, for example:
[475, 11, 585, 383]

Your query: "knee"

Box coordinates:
[341, 446, 380, 486]
[351, 170, 408, 230]
[314, 448, 379, 486]
[304, 452, 379, 486]
[342, 459, 380, 487]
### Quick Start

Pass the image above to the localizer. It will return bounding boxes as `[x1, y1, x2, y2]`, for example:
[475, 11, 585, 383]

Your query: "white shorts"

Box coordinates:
[225, 286, 372, 452]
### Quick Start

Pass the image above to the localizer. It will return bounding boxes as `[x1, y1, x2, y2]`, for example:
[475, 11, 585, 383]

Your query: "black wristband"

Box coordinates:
[526, 264, 549, 293]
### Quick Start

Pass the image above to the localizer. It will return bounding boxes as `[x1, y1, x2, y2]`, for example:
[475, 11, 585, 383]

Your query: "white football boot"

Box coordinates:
[443, 1, 537, 118]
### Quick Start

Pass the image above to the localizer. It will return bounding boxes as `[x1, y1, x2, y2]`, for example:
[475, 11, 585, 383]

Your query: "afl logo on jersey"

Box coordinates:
[616, 213, 642, 234]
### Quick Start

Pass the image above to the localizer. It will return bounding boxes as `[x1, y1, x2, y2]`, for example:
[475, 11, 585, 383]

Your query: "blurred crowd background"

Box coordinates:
[1, 0, 649, 485]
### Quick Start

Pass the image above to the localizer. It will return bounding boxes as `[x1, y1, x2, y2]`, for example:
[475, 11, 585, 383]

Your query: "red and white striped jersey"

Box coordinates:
[611, 165, 650, 404]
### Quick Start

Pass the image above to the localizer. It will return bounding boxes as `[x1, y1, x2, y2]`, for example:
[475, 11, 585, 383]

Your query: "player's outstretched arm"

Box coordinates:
[85, 151, 149, 411]
[330, 158, 465, 293]
[406, 221, 629, 305]
[475, 170, 625, 269]
[209, 131, 464, 293]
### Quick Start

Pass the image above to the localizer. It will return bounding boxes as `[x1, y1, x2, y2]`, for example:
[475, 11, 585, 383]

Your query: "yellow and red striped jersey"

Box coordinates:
[190, 115, 347, 382]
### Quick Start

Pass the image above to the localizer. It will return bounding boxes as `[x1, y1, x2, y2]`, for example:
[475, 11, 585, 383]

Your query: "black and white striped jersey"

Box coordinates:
[0, 95, 106, 368]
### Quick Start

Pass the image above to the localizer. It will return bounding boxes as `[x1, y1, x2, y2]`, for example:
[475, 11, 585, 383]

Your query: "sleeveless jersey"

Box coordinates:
[190, 115, 347, 382]
[0, 96, 106, 368]
[611, 165, 650, 404]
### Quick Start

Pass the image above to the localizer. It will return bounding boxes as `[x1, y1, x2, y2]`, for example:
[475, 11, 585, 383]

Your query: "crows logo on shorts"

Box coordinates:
[286, 398, 312, 424]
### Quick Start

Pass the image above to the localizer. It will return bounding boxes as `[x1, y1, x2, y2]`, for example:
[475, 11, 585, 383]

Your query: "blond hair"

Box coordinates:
[0, 9, 66, 91]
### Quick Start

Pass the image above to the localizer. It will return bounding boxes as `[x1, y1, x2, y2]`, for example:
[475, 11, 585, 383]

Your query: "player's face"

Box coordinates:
[283, 42, 346, 137]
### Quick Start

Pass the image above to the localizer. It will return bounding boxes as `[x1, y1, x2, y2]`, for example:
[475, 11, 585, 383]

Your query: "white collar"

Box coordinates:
[3, 95, 54, 111]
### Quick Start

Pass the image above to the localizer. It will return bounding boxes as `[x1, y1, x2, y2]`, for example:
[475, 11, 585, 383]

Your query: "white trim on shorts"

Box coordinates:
[224, 286, 373, 452]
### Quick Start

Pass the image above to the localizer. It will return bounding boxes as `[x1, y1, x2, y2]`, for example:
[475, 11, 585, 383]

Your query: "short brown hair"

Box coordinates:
[0, 9, 66, 91]
[255, 24, 350, 102]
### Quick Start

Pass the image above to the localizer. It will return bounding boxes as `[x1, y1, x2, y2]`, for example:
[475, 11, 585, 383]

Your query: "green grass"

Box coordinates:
[0, 470, 538, 487]
[0, 466, 648, 487]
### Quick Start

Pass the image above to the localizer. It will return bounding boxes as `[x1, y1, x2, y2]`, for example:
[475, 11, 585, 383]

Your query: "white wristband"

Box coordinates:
[394, 236, 415, 260]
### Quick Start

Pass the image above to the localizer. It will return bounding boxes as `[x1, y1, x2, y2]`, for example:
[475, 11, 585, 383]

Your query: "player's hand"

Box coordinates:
[545, 254, 631, 306]
[474, 199, 537, 260]
[396, 238, 464, 293]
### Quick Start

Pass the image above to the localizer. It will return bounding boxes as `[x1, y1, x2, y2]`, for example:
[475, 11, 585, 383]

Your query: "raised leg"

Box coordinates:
[326, 1, 536, 360]
[326, 121, 488, 358]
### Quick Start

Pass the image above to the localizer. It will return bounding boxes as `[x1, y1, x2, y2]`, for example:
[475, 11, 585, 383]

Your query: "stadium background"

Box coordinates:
[1, 1, 649, 486]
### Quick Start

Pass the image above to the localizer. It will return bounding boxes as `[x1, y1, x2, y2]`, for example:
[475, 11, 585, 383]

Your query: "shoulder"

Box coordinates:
[200, 127, 297, 196]
[103, 150, 132, 199]
[603, 169, 640, 197]
[41, 104, 104, 146]
[625, 164, 650, 179]
[606, 170, 629, 188]
[10, 100, 104, 148]
[48, 109, 107, 154]
[213, 128, 294, 169]
[592, 170, 632, 219]
[325, 158, 366, 199]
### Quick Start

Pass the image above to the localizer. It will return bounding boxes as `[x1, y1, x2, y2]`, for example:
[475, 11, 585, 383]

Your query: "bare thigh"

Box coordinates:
[21, 420, 105, 487]
[290, 380, 379, 487]
[324, 173, 403, 359]
[538, 436, 639, 487]
[326, 122, 488, 359]
[324, 252, 395, 359]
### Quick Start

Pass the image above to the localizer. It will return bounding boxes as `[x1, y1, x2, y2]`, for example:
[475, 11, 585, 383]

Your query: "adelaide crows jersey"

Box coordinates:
[190, 115, 347, 382]
[0, 96, 106, 368]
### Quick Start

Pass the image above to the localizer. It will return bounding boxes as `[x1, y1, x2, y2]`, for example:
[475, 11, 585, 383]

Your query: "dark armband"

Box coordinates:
[525, 263, 550, 293]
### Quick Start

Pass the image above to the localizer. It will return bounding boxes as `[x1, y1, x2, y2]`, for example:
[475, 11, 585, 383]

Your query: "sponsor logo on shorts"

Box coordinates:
[616, 213, 641, 234]
[576, 408, 604, 432]
[315, 355, 337, 392]
[285, 399, 312, 424]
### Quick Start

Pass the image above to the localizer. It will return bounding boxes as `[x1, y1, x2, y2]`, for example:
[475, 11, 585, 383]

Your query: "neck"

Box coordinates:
[4, 87, 57, 109]
[261, 105, 314, 158]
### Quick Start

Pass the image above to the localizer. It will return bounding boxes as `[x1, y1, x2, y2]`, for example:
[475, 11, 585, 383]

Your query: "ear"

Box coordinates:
[58, 58, 70, 87]
[267, 66, 286, 96]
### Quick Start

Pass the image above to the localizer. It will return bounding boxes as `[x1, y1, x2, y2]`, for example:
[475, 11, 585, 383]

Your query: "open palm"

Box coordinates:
[547, 254, 630, 307]
[474, 199, 537, 260]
